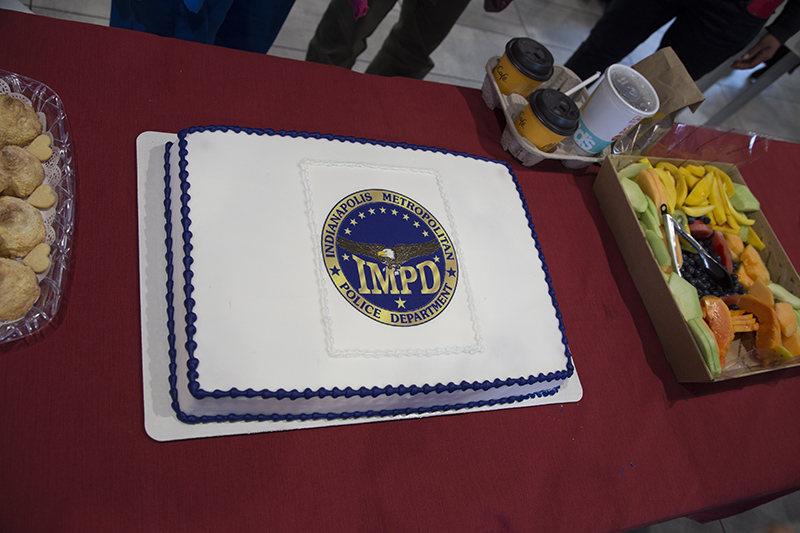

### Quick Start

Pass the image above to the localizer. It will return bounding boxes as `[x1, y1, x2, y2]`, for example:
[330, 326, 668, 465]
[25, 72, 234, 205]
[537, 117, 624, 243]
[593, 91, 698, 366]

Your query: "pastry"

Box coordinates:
[0, 196, 46, 258]
[0, 94, 41, 147]
[0, 161, 9, 193]
[0, 257, 40, 322]
[1, 145, 45, 198]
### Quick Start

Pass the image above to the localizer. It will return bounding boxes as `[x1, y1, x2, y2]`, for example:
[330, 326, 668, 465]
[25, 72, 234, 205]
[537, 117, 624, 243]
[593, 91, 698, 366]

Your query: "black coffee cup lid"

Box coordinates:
[529, 89, 580, 136]
[506, 38, 554, 82]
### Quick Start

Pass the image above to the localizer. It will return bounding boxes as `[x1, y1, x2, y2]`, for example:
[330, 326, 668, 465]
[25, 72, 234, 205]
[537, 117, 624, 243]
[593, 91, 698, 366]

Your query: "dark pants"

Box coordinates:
[110, 0, 295, 53]
[565, 0, 768, 80]
[306, 0, 471, 79]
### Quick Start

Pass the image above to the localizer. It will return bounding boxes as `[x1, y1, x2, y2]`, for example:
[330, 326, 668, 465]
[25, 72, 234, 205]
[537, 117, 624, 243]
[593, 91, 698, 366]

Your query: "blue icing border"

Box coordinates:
[164, 126, 573, 424]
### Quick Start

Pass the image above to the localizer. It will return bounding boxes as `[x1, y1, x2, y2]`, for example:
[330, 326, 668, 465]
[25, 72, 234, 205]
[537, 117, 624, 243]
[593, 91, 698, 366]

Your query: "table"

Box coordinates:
[1, 10, 799, 532]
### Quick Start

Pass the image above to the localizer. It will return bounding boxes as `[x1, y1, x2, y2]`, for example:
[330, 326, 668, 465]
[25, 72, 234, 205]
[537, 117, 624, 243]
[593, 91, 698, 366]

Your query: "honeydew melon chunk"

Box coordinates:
[645, 228, 671, 267]
[688, 316, 722, 377]
[639, 196, 661, 234]
[621, 177, 648, 214]
[730, 183, 760, 212]
[774, 344, 794, 362]
[738, 224, 750, 242]
[768, 282, 800, 309]
[668, 272, 702, 321]
[618, 162, 651, 180]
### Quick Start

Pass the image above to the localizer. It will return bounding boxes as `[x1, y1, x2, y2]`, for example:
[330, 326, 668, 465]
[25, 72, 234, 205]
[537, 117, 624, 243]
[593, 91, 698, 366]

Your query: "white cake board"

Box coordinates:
[136, 131, 582, 442]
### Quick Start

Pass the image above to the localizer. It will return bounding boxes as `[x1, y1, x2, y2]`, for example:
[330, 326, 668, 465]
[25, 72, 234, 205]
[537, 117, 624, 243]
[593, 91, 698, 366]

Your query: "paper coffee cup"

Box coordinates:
[515, 88, 580, 152]
[493, 38, 554, 97]
[571, 64, 659, 155]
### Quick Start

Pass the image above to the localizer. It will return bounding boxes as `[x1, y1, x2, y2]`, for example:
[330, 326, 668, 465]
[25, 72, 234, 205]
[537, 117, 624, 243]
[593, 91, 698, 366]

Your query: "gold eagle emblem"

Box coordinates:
[337, 237, 440, 271]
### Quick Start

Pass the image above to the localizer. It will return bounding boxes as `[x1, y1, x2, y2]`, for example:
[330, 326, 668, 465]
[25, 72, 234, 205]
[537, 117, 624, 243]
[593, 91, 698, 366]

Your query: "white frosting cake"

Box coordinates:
[164, 126, 573, 423]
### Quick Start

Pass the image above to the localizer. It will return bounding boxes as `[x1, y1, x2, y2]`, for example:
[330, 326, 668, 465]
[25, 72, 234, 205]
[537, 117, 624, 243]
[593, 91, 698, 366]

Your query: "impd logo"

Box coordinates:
[322, 189, 458, 327]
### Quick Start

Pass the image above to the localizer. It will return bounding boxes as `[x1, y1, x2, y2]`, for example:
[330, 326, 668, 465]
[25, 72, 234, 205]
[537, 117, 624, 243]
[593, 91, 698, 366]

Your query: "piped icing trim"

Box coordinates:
[300, 158, 483, 358]
[165, 125, 573, 424]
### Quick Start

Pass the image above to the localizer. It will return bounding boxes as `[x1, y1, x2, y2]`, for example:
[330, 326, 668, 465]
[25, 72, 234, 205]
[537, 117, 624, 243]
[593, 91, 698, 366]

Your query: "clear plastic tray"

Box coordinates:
[481, 57, 606, 169]
[1, 69, 75, 344]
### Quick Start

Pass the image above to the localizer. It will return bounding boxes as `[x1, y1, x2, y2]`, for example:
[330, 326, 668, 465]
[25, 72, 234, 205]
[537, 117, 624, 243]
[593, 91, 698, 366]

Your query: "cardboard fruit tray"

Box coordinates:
[594, 155, 800, 382]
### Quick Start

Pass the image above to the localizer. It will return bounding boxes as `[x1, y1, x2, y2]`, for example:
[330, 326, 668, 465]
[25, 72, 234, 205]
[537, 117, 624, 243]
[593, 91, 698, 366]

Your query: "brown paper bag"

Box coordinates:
[613, 47, 705, 155]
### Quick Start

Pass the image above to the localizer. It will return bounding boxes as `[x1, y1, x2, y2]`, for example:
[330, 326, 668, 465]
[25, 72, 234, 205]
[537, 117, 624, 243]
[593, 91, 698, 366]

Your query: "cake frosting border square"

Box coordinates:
[300, 158, 483, 358]
[164, 126, 574, 424]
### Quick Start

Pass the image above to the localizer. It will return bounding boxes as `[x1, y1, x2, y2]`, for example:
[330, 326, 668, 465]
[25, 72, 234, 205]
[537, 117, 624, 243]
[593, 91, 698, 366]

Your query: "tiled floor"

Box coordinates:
[5, 0, 800, 531]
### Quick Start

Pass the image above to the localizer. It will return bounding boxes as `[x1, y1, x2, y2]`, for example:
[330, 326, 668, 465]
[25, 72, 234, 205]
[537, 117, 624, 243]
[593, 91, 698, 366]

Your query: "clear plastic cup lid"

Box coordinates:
[608, 66, 659, 113]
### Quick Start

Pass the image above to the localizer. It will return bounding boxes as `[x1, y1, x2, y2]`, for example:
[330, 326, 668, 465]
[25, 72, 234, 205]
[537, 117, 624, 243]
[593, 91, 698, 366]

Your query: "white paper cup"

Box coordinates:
[571, 64, 659, 155]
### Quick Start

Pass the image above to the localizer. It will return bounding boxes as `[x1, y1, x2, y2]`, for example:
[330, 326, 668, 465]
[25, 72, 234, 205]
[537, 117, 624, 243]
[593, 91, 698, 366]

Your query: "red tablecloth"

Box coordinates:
[1, 10, 799, 532]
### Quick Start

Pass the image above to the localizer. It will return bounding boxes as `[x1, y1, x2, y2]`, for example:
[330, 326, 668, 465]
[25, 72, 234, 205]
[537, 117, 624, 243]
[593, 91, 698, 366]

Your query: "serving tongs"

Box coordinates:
[660, 205, 734, 290]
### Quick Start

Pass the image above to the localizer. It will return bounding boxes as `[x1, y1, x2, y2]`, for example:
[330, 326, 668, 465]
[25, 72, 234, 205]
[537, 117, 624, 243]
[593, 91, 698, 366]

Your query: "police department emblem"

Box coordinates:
[322, 189, 458, 327]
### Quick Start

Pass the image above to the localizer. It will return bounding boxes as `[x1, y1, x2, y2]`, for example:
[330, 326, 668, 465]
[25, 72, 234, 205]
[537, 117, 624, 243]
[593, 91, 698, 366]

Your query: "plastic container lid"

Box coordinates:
[608, 65, 659, 114]
[529, 88, 580, 136]
[505, 38, 554, 82]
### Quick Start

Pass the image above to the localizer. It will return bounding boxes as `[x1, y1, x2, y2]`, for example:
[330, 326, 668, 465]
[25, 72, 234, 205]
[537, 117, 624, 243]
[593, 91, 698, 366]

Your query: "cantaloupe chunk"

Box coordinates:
[747, 277, 775, 307]
[781, 330, 800, 357]
[775, 301, 798, 337]
[701, 296, 734, 367]
[737, 294, 781, 354]
[736, 264, 754, 290]
[723, 232, 744, 260]
[740, 244, 770, 283]
[654, 167, 677, 213]
[637, 168, 669, 212]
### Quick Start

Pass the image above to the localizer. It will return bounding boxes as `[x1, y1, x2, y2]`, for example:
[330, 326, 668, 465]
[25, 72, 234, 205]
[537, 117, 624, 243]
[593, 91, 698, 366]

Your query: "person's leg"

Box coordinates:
[110, 0, 179, 34]
[564, 0, 680, 80]
[306, 0, 398, 69]
[659, 0, 768, 79]
[110, 0, 233, 45]
[365, 0, 471, 78]
[214, 0, 295, 53]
